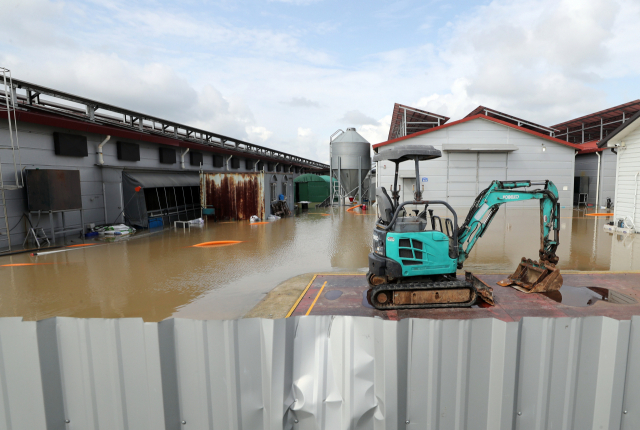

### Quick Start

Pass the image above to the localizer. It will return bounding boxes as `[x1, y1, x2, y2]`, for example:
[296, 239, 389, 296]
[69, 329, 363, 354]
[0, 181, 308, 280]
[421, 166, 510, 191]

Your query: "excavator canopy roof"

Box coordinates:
[373, 145, 442, 163]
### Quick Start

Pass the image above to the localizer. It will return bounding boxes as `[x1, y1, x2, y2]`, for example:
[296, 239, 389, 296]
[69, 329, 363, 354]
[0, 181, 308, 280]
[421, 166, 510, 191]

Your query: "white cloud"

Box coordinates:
[297, 127, 312, 138]
[275, 127, 328, 162]
[280, 97, 321, 108]
[246, 126, 273, 143]
[358, 115, 392, 145]
[1, 0, 639, 166]
[88, 1, 335, 66]
[422, 0, 637, 124]
[415, 78, 478, 121]
[338, 110, 378, 126]
[3, 50, 260, 141]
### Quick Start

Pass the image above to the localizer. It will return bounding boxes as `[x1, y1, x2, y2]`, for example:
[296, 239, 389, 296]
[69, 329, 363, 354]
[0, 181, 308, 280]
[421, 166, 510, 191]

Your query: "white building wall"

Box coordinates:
[376, 118, 576, 209]
[613, 126, 640, 226]
[600, 149, 617, 207]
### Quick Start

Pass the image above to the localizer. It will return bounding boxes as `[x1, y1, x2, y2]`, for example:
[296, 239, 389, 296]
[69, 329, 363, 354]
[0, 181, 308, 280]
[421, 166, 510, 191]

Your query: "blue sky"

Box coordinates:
[2, 0, 639, 163]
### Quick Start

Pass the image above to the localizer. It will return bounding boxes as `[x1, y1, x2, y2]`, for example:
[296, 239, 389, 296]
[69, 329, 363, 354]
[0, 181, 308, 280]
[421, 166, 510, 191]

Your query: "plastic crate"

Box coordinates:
[148, 217, 163, 229]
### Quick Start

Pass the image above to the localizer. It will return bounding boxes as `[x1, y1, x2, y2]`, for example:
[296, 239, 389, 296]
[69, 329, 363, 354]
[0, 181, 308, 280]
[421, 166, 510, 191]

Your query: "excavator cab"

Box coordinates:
[367, 146, 562, 310]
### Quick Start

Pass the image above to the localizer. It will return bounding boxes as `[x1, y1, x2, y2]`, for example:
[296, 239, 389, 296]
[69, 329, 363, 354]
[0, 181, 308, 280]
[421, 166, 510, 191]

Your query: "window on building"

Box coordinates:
[271, 182, 277, 201]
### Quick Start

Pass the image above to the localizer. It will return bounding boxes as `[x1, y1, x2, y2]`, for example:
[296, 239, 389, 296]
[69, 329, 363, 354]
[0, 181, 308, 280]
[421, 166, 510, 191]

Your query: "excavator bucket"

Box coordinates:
[497, 258, 563, 293]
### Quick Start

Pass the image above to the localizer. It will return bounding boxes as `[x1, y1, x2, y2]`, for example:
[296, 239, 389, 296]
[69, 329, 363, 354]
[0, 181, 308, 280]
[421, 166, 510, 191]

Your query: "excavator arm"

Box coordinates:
[456, 180, 562, 293]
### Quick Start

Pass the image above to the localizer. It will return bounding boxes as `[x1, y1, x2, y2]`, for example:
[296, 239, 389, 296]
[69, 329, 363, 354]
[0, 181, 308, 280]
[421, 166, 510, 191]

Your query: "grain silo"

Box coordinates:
[329, 128, 371, 205]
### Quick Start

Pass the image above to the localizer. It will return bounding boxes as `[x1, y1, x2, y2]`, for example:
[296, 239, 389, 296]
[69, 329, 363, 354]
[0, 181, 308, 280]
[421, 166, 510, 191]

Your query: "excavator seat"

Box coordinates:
[376, 187, 394, 223]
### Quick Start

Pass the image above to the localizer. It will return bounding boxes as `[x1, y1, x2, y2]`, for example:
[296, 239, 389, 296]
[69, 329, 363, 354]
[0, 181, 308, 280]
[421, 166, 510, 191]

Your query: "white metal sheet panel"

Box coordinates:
[479, 152, 507, 186]
[622, 316, 640, 430]
[54, 317, 165, 430]
[0, 318, 47, 430]
[516, 317, 630, 430]
[402, 178, 417, 203]
[0, 316, 637, 429]
[448, 152, 478, 207]
[613, 127, 640, 224]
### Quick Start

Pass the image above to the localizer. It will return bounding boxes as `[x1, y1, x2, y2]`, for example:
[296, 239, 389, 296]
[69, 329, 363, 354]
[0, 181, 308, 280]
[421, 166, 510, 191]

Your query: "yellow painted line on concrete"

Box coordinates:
[314, 273, 367, 276]
[286, 274, 317, 318]
[306, 281, 327, 316]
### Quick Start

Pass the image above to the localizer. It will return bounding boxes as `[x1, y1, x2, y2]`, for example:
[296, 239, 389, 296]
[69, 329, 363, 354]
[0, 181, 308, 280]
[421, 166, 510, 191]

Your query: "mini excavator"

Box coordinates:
[367, 145, 563, 310]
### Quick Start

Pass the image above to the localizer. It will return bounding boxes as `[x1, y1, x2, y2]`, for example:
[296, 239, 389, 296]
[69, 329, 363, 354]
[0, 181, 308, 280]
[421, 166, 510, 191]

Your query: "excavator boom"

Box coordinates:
[457, 180, 562, 293]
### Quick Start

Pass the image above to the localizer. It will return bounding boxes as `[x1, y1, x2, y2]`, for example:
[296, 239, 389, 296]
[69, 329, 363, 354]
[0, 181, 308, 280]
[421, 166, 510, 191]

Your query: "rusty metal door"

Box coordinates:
[200, 173, 265, 220]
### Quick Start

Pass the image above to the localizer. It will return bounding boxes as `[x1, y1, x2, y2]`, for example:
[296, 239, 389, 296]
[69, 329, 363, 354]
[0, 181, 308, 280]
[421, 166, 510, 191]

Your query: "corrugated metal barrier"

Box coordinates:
[1, 315, 639, 430]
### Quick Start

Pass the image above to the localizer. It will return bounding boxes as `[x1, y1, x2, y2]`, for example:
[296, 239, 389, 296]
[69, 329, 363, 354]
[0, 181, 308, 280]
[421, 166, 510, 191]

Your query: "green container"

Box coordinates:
[294, 174, 336, 203]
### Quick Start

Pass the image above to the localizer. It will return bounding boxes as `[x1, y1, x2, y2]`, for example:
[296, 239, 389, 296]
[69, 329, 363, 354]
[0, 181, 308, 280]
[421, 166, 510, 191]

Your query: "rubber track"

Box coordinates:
[370, 280, 477, 310]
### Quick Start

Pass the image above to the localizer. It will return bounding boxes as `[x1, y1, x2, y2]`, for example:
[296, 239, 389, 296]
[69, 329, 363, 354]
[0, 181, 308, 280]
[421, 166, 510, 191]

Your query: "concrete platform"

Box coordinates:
[278, 273, 640, 321]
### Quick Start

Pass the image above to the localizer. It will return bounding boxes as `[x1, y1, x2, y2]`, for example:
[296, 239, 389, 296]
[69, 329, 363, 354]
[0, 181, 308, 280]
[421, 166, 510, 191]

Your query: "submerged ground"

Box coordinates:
[0, 206, 638, 321]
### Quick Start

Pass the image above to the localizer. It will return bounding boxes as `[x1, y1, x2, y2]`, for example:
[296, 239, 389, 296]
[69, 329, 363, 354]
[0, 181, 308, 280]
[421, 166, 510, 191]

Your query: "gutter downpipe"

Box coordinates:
[180, 148, 190, 170]
[227, 155, 233, 171]
[595, 151, 601, 208]
[97, 135, 111, 165]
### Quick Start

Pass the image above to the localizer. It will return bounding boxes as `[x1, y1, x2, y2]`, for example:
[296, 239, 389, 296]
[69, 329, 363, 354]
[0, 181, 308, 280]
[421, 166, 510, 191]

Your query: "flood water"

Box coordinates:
[0, 207, 639, 321]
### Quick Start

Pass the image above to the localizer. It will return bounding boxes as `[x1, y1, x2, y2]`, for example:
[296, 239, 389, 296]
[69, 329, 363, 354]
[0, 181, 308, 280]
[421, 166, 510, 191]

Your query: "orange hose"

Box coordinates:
[192, 241, 242, 248]
[347, 204, 364, 212]
[1, 263, 56, 267]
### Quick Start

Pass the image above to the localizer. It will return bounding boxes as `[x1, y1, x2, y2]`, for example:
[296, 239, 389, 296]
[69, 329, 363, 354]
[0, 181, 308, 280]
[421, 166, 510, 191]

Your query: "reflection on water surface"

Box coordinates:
[0, 207, 638, 321]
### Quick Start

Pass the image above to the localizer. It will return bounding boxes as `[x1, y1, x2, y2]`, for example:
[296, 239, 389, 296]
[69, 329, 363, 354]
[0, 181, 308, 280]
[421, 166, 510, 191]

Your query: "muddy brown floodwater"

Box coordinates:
[0, 207, 639, 321]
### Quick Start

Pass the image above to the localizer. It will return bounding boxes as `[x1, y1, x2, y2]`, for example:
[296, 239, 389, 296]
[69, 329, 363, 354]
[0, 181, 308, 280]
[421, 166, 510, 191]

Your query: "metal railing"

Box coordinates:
[553, 112, 637, 143]
[482, 108, 558, 136]
[391, 106, 446, 140]
[3, 77, 328, 170]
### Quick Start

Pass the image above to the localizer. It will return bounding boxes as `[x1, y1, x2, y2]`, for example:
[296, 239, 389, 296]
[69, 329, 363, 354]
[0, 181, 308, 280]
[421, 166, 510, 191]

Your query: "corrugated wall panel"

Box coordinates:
[1, 316, 639, 430]
[515, 317, 630, 430]
[0, 318, 48, 430]
[622, 316, 640, 430]
[405, 318, 519, 430]
[52, 318, 166, 430]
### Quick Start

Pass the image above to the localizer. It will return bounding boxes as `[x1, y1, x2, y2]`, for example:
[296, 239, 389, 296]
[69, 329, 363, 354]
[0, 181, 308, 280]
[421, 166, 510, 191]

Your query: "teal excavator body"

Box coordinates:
[367, 146, 562, 310]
